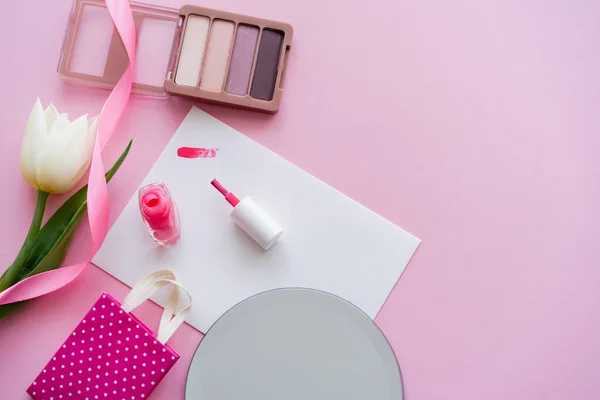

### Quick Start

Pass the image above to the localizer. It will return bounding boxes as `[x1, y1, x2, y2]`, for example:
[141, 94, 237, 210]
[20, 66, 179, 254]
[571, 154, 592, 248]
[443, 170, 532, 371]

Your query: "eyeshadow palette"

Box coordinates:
[59, 0, 293, 113]
[165, 5, 293, 112]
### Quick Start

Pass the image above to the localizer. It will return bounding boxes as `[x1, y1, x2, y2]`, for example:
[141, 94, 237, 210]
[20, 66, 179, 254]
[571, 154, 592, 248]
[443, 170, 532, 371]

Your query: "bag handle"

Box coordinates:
[121, 270, 192, 344]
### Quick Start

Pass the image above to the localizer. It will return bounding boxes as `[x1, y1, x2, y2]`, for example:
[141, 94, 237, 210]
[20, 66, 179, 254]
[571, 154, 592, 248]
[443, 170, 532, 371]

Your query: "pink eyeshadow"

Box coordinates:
[225, 25, 259, 96]
[200, 20, 235, 91]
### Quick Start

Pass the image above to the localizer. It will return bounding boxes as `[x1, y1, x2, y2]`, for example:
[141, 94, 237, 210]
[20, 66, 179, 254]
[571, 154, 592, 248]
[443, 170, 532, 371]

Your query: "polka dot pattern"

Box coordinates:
[27, 294, 180, 400]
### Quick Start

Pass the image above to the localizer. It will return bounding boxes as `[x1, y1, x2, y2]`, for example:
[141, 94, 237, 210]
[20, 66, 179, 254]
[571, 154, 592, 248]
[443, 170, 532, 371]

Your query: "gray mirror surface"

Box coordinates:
[185, 288, 403, 400]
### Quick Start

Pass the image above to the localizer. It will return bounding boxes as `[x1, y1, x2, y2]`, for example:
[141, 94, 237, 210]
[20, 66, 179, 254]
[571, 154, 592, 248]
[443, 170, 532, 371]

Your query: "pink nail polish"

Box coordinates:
[138, 183, 180, 245]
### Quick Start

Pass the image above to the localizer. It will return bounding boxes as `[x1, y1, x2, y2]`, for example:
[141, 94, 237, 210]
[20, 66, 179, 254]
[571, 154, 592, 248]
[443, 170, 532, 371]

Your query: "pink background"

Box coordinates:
[1, 0, 599, 399]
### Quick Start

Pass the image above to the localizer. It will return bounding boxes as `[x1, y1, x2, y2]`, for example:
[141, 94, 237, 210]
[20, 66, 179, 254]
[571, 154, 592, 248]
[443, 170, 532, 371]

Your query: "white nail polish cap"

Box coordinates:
[230, 197, 284, 250]
[211, 179, 284, 250]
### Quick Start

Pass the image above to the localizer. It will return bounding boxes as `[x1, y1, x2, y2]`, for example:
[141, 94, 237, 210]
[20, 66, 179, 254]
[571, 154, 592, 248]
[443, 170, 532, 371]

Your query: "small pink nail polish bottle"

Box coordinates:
[138, 183, 180, 245]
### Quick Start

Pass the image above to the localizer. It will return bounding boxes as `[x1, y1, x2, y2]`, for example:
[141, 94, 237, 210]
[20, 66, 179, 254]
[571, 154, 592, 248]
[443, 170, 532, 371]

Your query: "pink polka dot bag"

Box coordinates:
[27, 270, 192, 400]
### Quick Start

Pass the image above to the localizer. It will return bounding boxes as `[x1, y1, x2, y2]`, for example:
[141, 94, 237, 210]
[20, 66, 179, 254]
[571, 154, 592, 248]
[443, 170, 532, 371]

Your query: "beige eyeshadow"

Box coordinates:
[174, 15, 210, 87]
[200, 20, 235, 91]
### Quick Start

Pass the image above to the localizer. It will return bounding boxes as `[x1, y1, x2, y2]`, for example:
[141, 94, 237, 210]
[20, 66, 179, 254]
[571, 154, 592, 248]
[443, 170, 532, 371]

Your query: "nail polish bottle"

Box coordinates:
[138, 183, 180, 245]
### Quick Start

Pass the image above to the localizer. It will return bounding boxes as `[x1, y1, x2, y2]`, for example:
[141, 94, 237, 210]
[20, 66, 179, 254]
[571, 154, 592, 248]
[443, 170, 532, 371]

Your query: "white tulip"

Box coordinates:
[20, 98, 97, 193]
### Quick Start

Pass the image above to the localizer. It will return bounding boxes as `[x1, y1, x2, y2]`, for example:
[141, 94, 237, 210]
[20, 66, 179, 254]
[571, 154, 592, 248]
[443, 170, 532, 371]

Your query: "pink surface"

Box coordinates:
[0, 0, 599, 399]
[27, 294, 179, 400]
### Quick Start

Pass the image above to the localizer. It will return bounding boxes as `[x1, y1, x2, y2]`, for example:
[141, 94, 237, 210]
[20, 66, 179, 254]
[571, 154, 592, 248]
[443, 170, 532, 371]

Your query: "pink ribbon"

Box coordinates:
[0, 0, 136, 305]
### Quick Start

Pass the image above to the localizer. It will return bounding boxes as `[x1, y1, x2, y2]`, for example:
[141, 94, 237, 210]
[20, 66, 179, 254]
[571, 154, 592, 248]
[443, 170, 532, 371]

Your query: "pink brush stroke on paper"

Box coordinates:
[177, 147, 218, 159]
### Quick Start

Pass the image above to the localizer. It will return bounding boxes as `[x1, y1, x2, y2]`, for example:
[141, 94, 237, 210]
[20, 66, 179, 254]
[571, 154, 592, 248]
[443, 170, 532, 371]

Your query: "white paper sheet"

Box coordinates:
[93, 108, 420, 333]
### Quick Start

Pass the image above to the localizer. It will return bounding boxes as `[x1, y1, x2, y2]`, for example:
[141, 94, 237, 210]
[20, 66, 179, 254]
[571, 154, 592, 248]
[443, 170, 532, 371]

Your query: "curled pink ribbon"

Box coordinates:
[0, 0, 136, 305]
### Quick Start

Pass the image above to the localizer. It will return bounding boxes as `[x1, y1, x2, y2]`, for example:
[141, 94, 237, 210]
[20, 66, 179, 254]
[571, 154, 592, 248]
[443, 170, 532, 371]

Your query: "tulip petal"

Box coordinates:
[44, 103, 59, 130]
[88, 116, 98, 137]
[49, 113, 71, 137]
[35, 113, 95, 193]
[20, 97, 48, 188]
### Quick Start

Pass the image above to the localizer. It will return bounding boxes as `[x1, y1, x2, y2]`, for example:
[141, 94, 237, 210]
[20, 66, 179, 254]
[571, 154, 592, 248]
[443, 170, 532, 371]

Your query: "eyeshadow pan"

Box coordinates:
[225, 25, 259, 96]
[250, 29, 284, 101]
[200, 20, 235, 91]
[175, 15, 210, 87]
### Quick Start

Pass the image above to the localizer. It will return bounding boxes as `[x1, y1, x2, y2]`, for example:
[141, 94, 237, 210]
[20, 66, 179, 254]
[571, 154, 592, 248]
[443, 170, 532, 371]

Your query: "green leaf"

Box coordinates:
[0, 301, 25, 320]
[17, 140, 133, 281]
[20, 213, 80, 278]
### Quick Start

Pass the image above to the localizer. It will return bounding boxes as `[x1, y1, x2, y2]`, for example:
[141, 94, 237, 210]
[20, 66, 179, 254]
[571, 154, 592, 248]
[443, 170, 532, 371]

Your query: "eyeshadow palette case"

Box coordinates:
[59, 0, 293, 113]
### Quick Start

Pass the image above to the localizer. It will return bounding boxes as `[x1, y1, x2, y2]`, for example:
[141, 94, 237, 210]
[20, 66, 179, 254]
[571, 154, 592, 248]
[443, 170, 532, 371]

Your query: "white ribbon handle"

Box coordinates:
[121, 270, 192, 344]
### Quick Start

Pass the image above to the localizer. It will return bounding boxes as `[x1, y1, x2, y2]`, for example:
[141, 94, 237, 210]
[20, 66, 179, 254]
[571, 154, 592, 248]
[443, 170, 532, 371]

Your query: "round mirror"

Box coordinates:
[185, 288, 403, 400]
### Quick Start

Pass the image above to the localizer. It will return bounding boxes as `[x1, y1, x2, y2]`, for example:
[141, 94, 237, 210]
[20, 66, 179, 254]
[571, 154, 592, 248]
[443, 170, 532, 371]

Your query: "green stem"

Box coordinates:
[0, 190, 49, 291]
[25, 190, 49, 243]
